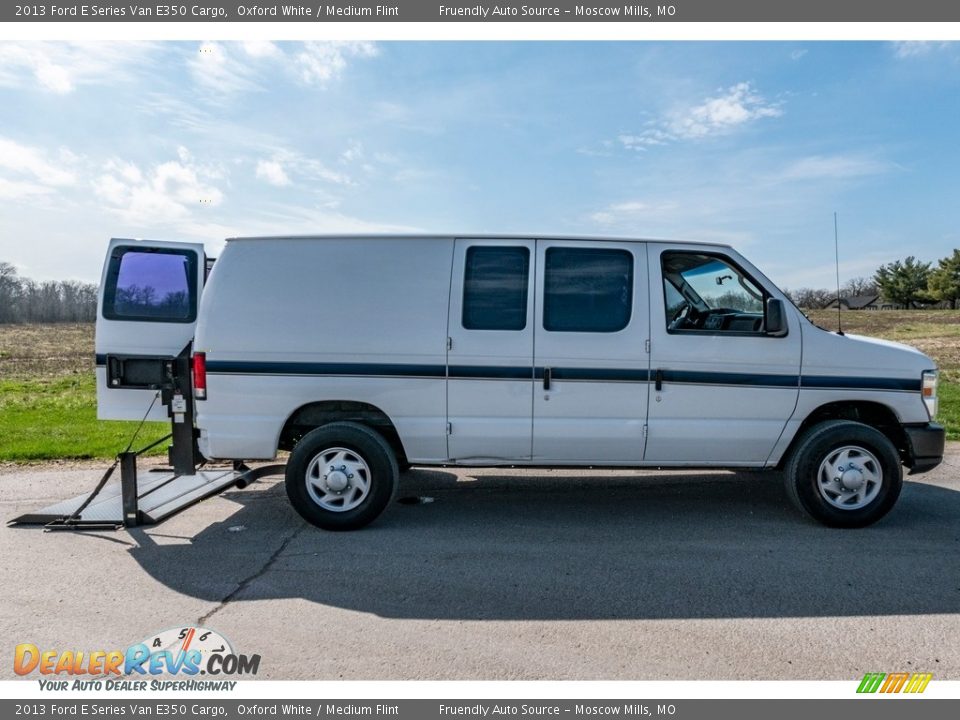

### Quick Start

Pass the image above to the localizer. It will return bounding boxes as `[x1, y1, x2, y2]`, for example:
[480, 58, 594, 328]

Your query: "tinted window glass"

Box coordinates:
[104, 249, 197, 322]
[544, 248, 633, 332]
[462, 246, 530, 331]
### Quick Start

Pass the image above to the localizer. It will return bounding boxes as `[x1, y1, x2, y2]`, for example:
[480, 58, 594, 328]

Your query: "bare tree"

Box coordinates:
[0, 262, 98, 323]
[790, 287, 835, 309]
[0, 262, 19, 323]
[841, 276, 878, 298]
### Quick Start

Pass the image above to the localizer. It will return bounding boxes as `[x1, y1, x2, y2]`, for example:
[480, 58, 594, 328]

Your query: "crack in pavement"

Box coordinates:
[197, 521, 306, 625]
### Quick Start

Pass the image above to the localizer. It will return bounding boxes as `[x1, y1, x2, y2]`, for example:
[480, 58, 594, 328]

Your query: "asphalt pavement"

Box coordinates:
[2, 447, 959, 680]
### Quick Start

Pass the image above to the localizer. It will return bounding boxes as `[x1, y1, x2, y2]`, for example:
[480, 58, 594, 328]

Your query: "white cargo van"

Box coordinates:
[96, 235, 944, 530]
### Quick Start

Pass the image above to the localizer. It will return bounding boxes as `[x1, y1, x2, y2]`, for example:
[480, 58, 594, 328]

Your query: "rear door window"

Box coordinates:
[103, 248, 198, 322]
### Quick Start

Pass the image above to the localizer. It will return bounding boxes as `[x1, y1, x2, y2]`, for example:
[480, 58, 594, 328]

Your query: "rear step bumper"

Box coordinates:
[9, 464, 285, 528]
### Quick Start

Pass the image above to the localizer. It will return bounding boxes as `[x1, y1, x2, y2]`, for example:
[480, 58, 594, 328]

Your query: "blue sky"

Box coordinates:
[1, 40, 959, 289]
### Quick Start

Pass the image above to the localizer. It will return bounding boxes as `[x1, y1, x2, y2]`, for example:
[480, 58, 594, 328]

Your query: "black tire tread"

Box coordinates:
[285, 421, 398, 531]
[783, 419, 902, 528]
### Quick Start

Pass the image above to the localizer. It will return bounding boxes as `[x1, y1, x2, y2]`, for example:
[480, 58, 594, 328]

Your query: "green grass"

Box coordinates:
[938, 381, 960, 441]
[0, 374, 169, 462]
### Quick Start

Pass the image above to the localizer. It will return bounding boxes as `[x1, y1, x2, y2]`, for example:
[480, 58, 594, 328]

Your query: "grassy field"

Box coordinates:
[0, 324, 168, 463]
[0, 314, 957, 462]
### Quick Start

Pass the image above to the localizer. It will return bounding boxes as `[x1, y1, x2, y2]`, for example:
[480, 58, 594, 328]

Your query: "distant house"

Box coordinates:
[824, 294, 884, 310]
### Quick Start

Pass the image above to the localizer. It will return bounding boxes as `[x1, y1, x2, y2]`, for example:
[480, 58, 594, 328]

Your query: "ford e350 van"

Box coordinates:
[96, 235, 945, 530]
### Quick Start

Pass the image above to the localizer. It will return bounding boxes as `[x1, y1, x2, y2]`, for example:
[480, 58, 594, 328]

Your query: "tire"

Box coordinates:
[784, 420, 902, 528]
[285, 422, 399, 531]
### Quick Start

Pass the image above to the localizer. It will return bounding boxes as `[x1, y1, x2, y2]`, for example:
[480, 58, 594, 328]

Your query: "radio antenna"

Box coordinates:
[834, 211, 844, 336]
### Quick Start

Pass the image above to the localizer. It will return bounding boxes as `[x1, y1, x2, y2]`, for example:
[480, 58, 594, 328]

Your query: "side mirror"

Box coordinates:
[765, 298, 788, 337]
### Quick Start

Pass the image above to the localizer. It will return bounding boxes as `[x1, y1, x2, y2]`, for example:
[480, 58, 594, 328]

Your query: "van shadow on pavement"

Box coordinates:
[126, 469, 960, 621]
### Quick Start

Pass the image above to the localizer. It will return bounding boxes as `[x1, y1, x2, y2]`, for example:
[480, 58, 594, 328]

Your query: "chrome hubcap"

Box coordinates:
[817, 445, 882, 510]
[305, 447, 371, 512]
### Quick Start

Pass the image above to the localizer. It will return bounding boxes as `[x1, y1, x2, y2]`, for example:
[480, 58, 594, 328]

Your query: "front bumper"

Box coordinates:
[904, 422, 945, 474]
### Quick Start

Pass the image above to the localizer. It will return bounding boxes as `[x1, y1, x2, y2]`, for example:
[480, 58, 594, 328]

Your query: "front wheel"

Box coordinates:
[784, 420, 902, 528]
[285, 422, 398, 531]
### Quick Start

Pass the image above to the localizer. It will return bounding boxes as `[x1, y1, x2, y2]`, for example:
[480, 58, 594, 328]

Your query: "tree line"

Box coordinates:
[785, 249, 960, 310]
[0, 262, 98, 323]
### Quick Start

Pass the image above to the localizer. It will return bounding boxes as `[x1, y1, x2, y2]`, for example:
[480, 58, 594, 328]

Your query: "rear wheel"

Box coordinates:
[784, 420, 902, 528]
[285, 422, 398, 530]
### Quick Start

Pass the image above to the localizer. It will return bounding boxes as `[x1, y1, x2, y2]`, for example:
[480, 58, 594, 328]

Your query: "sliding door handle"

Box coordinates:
[654, 369, 663, 392]
[543, 367, 552, 391]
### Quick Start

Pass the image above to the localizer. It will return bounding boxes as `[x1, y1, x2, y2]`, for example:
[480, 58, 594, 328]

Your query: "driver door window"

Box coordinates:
[661, 252, 766, 334]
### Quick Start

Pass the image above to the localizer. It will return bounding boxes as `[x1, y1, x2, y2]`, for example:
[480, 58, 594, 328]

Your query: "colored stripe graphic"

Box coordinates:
[857, 672, 931, 694]
[880, 672, 909, 693]
[857, 673, 885, 693]
[904, 673, 933, 693]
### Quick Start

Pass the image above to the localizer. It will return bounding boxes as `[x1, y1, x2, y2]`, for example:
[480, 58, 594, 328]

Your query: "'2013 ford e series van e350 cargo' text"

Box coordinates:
[95, 235, 945, 530]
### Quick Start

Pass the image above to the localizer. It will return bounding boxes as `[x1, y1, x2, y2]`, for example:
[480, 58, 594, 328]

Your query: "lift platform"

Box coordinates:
[10, 462, 284, 530]
[9, 348, 284, 530]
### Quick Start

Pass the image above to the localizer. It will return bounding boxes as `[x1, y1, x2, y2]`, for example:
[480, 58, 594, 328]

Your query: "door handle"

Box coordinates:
[654, 369, 663, 392]
[543, 367, 552, 391]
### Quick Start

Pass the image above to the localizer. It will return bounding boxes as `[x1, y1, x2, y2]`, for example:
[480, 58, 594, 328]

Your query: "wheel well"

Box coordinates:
[278, 401, 407, 464]
[781, 401, 908, 468]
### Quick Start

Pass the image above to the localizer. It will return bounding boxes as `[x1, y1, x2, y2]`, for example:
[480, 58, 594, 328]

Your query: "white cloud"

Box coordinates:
[590, 200, 680, 226]
[618, 82, 782, 151]
[0, 42, 155, 94]
[790, 49, 808, 61]
[187, 41, 379, 99]
[0, 137, 78, 191]
[253, 203, 418, 235]
[776, 155, 892, 182]
[242, 40, 280, 59]
[256, 159, 291, 187]
[0, 177, 52, 200]
[262, 148, 356, 187]
[93, 150, 224, 228]
[188, 41, 260, 96]
[891, 41, 950, 59]
[341, 140, 365, 164]
[618, 129, 671, 151]
[668, 82, 783, 140]
[295, 42, 378, 86]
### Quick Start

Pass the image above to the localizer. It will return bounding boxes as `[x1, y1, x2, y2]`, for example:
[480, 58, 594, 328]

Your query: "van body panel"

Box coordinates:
[197, 373, 447, 461]
[194, 237, 452, 461]
[531, 238, 651, 463]
[644, 243, 802, 464]
[96, 238, 205, 421]
[446, 238, 536, 461]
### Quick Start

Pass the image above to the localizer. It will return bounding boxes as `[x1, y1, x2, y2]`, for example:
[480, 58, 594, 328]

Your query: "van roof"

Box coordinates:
[224, 233, 733, 248]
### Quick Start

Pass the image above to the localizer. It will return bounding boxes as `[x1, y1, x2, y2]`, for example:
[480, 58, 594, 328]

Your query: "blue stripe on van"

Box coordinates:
[661, 370, 797, 388]
[801, 375, 921, 392]
[193, 360, 919, 392]
[450, 365, 533, 380]
[206, 360, 447, 378]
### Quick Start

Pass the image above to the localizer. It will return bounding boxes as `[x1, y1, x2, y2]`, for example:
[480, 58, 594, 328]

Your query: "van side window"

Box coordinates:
[661, 252, 766, 334]
[103, 248, 197, 323]
[543, 248, 633, 333]
[462, 246, 530, 331]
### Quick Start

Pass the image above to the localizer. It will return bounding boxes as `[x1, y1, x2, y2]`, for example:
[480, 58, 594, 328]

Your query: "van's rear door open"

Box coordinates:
[96, 238, 205, 421]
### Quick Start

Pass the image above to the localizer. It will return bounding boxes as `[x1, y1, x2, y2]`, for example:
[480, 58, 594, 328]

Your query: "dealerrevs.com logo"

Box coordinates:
[857, 672, 933, 694]
[14, 626, 260, 691]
